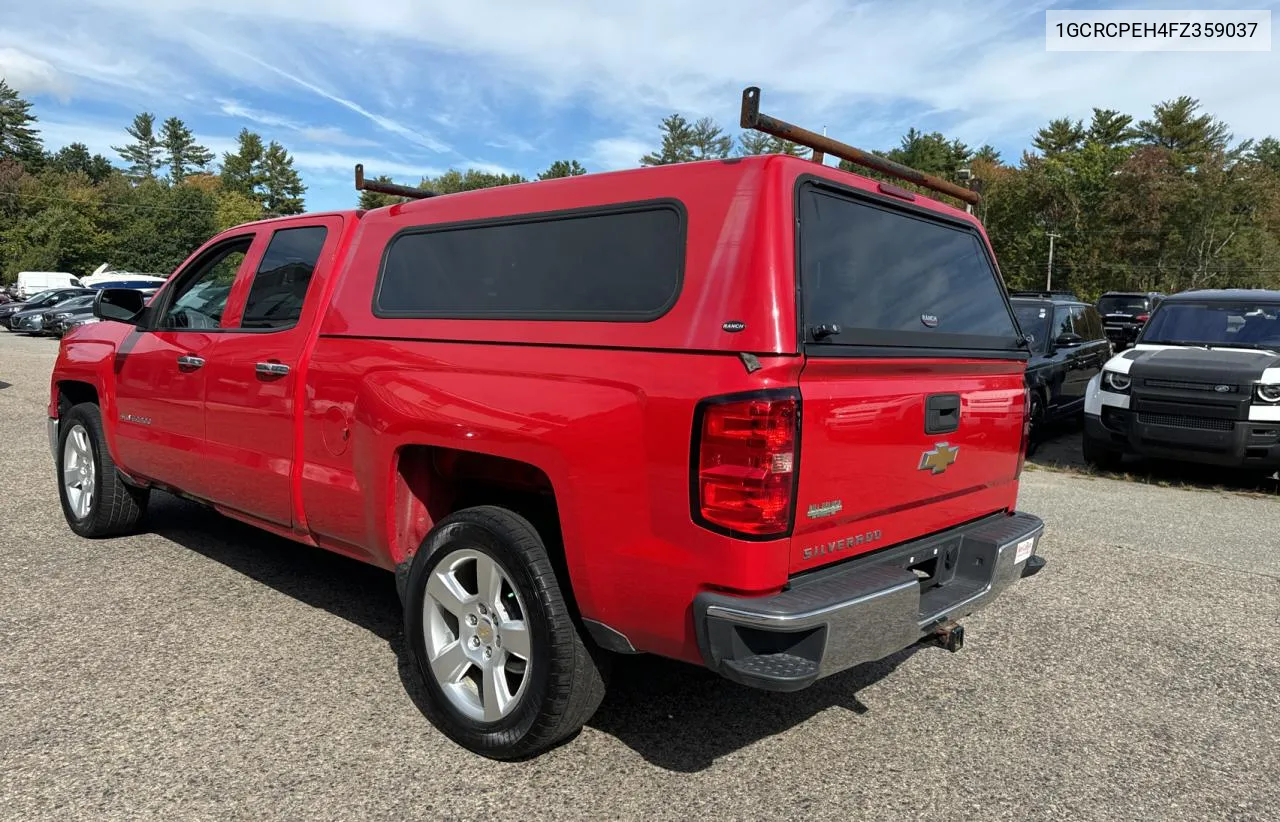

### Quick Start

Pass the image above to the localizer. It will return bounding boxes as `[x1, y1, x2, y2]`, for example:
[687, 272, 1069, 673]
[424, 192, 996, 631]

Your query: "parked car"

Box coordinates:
[1083, 288, 1280, 472]
[0, 288, 94, 330]
[1011, 294, 1110, 441]
[1097, 291, 1164, 351]
[47, 98, 1044, 760]
[39, 295, 100, 336]
[15, 271, 82, 298]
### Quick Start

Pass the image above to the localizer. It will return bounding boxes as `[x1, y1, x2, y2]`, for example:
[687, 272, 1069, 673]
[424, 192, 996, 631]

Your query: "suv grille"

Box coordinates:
[1137, 412, 1233, 431]
[1146, 376, 1233, 391]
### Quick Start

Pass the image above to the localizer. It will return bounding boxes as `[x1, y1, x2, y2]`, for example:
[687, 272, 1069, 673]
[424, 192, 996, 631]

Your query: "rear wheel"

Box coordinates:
[57, 403, 149, 537]
[404, 506, 608, 759]
[1082, 432, 1123, 472]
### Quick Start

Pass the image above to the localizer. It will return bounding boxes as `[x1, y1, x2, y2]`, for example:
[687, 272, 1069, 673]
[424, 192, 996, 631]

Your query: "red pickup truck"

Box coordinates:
[48, 92, 1044, 759]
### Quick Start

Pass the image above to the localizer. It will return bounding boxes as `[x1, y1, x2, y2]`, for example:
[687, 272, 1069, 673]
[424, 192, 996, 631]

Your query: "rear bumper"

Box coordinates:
[1086, 411, 1280, 468]
[692, 512, 1045, 692]
[1103, 322, 1142, 345]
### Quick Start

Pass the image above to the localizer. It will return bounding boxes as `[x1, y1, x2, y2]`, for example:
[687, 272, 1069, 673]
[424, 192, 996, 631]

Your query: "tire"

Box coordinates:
[1026, 394, 1045, 456]
[56, 402, 150, 538]
[1082, 432, 1123, 472]
[404, 505, 608, 759]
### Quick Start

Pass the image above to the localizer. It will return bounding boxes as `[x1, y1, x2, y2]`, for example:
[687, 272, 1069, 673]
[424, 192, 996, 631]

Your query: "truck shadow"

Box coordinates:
[142, 492, 917, 772]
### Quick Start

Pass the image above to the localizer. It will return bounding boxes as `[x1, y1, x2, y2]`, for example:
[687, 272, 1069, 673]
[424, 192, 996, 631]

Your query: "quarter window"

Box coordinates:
[376, 204, 684, 320]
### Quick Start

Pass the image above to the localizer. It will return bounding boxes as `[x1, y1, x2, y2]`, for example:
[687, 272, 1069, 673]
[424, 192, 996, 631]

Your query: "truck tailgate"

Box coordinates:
[791, 357, 1026, 573]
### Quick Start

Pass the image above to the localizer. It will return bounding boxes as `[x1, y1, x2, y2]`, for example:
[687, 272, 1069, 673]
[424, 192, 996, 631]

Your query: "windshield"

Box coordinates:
[1011, 301, 1051, 353]
[1098, 296, 1150, 314]
[53, 296, 96, 311]
[798, 185, 1018, 350]
[1141, 301, 1280, 349]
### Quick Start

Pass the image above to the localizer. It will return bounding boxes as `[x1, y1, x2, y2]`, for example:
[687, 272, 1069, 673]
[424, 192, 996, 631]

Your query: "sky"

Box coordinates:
[2, 0, 1277, 211]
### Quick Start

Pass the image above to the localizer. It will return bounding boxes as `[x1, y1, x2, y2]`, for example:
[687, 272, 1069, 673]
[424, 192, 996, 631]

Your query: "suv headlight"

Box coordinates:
[1256, 384, 1280, 403]
[1103, 370, 1131, 393]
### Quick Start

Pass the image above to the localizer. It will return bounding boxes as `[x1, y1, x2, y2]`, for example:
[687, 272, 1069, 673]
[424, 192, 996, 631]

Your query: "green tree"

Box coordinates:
[420, 168, 527, 194]
[974, 145, 1002, 165]
[113, 112, 162, 179]
[214, 188, 264, 231]
[538, 160, 587, 179]
[0, 80, 42, 168]
[736, 132, 810, 158]
[690, 117, 731, 160]
[1033, 118, 1086, 156]
[1252, 137, 1280, 174]
[641, 114, 696, 165]
[220, 128, 266, 198]
[48, 143, 115, 184]
[160, 116, 214, 183]
[1136, 96, 1230, 167]
[357, 174, 405, 209]
[1086, 108, 1136, 148]
[259, 141, 305, 216]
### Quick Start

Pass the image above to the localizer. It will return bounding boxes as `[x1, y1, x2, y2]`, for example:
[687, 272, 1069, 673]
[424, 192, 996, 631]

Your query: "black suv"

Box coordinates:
[1010, 293, 1111, 439]
[1097, 291, 1163, 350]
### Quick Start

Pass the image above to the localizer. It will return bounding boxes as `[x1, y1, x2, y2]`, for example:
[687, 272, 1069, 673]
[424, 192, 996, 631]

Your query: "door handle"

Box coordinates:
[176, 355, 205, 370]
[255, 362, 290, 377]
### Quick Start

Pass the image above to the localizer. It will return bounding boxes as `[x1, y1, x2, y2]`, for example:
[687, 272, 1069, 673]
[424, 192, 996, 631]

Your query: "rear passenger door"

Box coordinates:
[200, 217, 344, 529]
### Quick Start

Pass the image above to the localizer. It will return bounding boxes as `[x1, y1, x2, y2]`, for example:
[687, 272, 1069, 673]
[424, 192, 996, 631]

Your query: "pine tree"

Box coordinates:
[1136, 96, 1230, 167]
[48, 143, 115, 183]
[736, 132, 810, 158]
[690, 117, 731, 160]
[220, 128, 266, 198]
[1086, 109, 1136, 148]
[640, 114, 697, 165]
[538, 160, 587, 179]
[260, 141, 305, 215]
[113, 113, 162, 179]
[358, 175, 405, 209]
[1033, 118, 1086, 156]
[160, 117, 214, 183]
[0, 79, 43, 167]
[974, 145, 1002, 165]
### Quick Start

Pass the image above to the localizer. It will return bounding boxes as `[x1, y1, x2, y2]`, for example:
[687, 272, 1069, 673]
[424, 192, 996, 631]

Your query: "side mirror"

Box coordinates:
[1055, 332, 1083, 348]
[92, 288, 148, 326]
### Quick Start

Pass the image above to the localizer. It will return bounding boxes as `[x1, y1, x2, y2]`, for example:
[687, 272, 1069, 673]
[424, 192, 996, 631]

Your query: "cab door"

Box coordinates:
[200, 217, 343, 529]
[111, 235, 258, 493]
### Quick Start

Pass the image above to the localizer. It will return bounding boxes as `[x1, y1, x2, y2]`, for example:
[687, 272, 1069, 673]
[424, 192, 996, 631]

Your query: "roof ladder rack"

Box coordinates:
[739, 86, 981, 207]
[354, 163, 437, 201]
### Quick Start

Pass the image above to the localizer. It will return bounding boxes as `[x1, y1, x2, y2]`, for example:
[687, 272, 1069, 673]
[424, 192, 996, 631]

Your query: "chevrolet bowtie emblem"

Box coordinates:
[918, 442, 959, 475]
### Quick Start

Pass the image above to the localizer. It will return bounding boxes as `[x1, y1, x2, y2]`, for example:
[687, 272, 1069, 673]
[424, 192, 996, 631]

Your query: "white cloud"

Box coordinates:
[588, 136, 651, 171]
[0, 47, 71, 98]
[216, 99, 376, 147]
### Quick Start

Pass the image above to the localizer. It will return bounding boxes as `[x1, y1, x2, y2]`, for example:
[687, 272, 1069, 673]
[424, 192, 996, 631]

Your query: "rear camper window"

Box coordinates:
[376, 202, 684, 321]
[798, 184, 1020, 353]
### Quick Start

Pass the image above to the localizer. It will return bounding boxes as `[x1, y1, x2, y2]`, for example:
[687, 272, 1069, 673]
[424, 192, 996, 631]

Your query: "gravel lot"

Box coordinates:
[2, 332, 1278, 821]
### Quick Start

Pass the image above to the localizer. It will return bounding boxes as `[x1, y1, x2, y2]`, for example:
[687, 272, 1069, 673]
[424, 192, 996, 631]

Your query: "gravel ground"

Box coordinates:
[1, 332, 1277, 822]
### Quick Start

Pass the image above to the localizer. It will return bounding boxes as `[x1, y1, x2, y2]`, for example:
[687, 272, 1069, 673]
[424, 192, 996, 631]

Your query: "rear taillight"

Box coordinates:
[1016, 386, 1031, 479]
[1136, 313, 1150, 323]
[693, 391, 799, 538]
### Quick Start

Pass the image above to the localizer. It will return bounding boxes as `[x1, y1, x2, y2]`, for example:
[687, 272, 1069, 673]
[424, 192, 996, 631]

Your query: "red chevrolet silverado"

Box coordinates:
[47, 92, 1044, 759]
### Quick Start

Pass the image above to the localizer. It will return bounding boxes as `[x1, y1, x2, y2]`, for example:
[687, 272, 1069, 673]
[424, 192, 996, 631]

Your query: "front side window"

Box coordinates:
[157, 239, 251, 330]
[1011, 301, 1050, 354]
[240, 226, 328, 330]
[1052, 306, 1075, 339]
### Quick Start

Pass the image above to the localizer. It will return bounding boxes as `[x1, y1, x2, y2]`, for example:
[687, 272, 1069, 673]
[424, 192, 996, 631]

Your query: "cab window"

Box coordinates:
[157, 239, 252, 330]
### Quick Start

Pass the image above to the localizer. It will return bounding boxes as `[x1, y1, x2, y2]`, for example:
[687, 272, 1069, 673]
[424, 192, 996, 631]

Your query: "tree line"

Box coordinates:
[4, 74, 1279, 300]
[0, 79, 306, 278]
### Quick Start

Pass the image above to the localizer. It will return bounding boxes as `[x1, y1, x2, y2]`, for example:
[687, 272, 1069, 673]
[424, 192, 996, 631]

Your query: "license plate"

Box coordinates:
[1014, 537, 1035, 564]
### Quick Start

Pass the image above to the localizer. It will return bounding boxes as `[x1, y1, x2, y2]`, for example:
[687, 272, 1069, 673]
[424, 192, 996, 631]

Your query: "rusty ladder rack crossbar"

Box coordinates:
[739, 87, 981, 206]
[354, 163, 437, 201]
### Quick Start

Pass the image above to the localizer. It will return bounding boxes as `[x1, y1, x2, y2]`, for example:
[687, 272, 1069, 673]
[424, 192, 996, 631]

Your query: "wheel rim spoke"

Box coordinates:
[499, 620, 530, 661]
[475, 554, 503, 611]
[482, 661, 512, 721]
[426, 570, 473, 618]
[429, 639, 472, 685]
[62, 424, 95, 519]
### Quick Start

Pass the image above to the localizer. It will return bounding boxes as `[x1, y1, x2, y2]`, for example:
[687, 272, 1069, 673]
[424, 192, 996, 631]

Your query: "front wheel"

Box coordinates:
[404, 506, 608, 759]
[57, 402, 150, 537]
